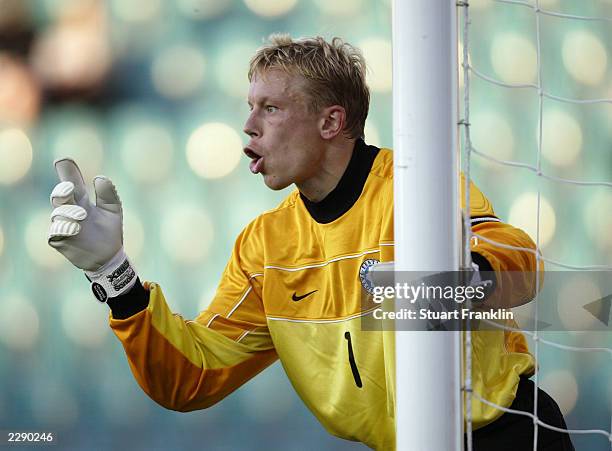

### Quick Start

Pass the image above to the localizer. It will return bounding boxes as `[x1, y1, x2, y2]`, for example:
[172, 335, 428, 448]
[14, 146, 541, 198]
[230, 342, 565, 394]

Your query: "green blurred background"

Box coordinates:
[0, 0, 610, 449]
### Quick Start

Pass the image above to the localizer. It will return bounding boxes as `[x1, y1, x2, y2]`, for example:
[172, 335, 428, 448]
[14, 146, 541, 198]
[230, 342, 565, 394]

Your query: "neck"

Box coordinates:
[297, 138, 356, 202]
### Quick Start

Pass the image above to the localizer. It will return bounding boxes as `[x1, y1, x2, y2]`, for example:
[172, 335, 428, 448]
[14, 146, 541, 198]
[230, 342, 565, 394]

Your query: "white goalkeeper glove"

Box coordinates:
[47, 158, 138, 302]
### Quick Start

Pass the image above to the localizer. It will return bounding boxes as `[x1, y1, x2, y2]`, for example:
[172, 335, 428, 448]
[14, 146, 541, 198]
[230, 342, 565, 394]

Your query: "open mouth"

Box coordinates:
[244, 147, 264, 174]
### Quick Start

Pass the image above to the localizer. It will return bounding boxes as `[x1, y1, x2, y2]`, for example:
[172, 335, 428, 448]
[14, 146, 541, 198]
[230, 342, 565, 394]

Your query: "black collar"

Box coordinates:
[300, 139, 380, 224]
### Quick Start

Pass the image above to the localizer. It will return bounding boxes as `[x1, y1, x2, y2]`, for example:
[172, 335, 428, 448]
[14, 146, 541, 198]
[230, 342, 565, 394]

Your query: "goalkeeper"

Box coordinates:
[48, 34, 573, 451]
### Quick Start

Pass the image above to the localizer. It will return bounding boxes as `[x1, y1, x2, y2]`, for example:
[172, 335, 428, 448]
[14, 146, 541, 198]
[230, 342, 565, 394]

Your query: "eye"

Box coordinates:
[265, 105, 278, 113]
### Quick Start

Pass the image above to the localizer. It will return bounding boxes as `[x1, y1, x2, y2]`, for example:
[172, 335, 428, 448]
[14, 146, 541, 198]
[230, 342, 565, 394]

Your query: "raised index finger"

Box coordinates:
[53, 158, 88, 203]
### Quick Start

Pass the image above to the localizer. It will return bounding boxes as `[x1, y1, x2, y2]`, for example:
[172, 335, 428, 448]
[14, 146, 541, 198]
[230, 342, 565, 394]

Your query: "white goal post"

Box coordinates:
[392, 1, 463, 450]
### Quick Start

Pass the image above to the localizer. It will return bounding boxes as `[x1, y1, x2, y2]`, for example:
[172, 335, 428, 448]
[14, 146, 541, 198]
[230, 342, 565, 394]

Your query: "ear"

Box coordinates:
[319, 105, 346, 140]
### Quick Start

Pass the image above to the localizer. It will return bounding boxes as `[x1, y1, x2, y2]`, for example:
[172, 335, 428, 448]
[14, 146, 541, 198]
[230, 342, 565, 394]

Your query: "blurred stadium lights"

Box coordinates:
[51, 118, 105, 180]
[123, 210, 146, 261]
[215, 41, 258, 98]
[40, 0, 98, 21]
[468, 0, 493, 10]
[25, 209, 66, 269]
[61, 292, 109, 348]
[471, 110, 516, 167]
[490, 33, 537, 85]
[160, 204, 214, 264]
[541, 109, 583, 168]
[508, 192, 557, 248]
[151, 44, 206, 100]
[540, 370, 579, 415]
[109, 0, 163, 24]
[313, 0, 364, 16]
[364, 122, 382, 149]
[186, 122, 243, 179]
[0, 54, 41, 125]
[0, 292, 40, 351]
[30, 0, 111, 94]
[0, 0, 31, 29]
[119, 120, 176, 184]
[176, 0, 232, 20]
[557, 275, 603, 331]
[0, 127, 33, 184]
[0, 0, 609, 449]
[358, 37, 392, 93]
[243, 0, 298, 18]
[584, 190, 612, 252]
[562, 30, 608, 86]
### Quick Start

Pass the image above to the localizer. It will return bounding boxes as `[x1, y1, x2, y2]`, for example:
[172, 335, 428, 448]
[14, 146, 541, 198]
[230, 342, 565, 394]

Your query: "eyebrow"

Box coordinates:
[247, 96, 283, 107]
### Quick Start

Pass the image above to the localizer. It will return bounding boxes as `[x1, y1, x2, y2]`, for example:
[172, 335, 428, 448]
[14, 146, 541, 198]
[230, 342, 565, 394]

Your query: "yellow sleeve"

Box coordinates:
[463, 176, 542, 308]
[109, 221, 278, 412]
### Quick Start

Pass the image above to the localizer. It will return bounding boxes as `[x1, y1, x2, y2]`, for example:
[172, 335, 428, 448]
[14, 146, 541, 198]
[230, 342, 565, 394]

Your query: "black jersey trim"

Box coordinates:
[300, 139, 380, 224]
[470, 215, 500, 225]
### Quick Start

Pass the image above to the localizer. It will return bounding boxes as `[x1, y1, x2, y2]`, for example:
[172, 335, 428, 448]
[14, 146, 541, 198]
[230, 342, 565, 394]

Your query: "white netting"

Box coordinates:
[459, 1, 612, 450]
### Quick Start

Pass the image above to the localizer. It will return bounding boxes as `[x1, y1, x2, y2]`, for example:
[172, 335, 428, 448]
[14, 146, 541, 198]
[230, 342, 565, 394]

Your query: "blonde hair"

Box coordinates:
[248, 34, 370, 140]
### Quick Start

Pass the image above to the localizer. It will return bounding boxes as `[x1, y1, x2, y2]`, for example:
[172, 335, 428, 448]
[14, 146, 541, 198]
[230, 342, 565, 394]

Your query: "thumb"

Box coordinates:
[94, 176, 122, 214]
[54, 158, 88, 202]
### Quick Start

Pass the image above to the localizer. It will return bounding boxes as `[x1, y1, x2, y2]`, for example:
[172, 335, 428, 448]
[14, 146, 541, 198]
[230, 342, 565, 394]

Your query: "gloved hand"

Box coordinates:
[48, 158, 138, 302]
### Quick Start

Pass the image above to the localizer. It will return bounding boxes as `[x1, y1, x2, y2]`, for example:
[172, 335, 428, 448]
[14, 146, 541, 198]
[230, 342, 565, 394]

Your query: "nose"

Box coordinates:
[243, 112, 260, 139]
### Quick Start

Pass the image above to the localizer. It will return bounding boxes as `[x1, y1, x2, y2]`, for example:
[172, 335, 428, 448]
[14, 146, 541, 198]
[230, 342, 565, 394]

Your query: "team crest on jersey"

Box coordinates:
[359, 258, 380, 295]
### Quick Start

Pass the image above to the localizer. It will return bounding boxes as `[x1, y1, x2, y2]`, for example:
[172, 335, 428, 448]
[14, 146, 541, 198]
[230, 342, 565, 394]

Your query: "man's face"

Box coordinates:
[243, 69, 324, 191]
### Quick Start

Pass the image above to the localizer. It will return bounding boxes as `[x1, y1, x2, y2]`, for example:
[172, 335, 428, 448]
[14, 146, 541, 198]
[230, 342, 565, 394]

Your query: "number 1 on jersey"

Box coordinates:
[344, 332, 363, 388]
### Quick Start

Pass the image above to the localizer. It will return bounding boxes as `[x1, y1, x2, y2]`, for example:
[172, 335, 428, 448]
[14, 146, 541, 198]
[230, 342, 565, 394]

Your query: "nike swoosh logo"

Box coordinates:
[292, 290, 318, 302]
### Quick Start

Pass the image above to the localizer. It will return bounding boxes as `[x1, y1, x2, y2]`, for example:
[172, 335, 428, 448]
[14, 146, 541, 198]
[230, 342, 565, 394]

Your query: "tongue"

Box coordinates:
[249, 157, 263, 174]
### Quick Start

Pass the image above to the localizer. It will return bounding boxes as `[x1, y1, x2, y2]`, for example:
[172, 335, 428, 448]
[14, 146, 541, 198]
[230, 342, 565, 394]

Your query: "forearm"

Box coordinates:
[109, 282, 277, 411]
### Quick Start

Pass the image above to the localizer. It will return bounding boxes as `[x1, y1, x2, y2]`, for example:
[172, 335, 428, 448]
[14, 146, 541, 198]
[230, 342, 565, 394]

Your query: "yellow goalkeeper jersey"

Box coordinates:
[110, 140, 536, 450]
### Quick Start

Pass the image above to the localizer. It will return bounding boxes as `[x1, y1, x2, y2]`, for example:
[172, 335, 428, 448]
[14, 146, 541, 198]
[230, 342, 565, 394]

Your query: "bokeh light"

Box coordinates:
[176, 0, 232, 20]
[52, 121, 105, 182]
[540, 109, 582, 167]
[359, 38, 392, 93]
[110, 0, 163, 23]
[41, 0, 96, 20]
[364, 122, 382, 148]
[25, 210, 66, 269]
[490, 33, 537, 84]
[215, 41, 258, 98]
[0, 127, 32, 185]
[61, 293, 109, 348]
[562, 31, 608, 86]
[31, 16, 112, 91]
[151, 45, 206, 100]
[508, 193, 556, 247]
[471, 111, 514, 165]
[120, 121, 175, 184]
[557, 274, 601, 332]
[124, 211, 145, 261]
[198, 285, 218, 313]
[540, 370, 578, 415]
[313, 0, 363, 16]
[160, 205, 214, 263]
[186, 122, 242, 179]
[584, 190, 612, 252]
[0, 54, 41, 125]
[243, 0, 297, 18]
[468, 0, 492, 10]
[0, 293, 39, 351]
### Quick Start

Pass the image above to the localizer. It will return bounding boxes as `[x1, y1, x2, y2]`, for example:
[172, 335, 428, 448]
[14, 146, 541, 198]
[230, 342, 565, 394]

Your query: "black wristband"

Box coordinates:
[106, 277, 150, 319]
